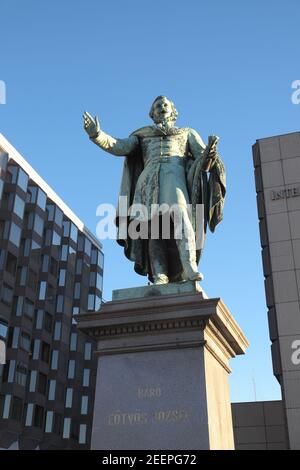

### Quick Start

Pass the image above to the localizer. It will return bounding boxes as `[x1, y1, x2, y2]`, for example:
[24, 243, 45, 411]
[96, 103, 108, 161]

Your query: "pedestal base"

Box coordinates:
[77, 286, 249, 450]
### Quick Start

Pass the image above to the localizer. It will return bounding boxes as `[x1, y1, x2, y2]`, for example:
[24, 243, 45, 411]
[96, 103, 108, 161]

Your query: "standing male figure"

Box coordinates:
[83, 96, 226, 285]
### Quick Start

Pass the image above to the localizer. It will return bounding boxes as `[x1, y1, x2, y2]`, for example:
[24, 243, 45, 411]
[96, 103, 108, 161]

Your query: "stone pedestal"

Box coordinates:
[77, 283, 249, 450]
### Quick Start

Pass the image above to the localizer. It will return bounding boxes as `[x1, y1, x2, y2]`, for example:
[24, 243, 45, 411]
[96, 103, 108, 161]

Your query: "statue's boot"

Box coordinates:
[175, 231, 203, 282]
[148, 239, 169, 284]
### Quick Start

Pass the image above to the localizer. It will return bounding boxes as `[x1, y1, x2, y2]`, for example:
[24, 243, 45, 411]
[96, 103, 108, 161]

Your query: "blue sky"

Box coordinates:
[1, 0, 299, 403]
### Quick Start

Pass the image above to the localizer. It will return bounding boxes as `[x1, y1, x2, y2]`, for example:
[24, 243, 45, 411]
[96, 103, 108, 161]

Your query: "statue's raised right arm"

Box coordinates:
[83, 111, 138, 156]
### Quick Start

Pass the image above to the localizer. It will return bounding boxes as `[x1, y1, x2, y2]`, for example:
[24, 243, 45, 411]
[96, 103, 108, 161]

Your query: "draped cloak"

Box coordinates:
[115, 126, 226, 283]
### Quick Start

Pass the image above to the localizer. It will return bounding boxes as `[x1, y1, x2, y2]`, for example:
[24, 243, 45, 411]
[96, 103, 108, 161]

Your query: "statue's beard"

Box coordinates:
[153, 115, 176, 127]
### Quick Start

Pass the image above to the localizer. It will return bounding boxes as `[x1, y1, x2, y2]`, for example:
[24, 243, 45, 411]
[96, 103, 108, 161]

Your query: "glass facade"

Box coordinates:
[0, 145, 103, 449]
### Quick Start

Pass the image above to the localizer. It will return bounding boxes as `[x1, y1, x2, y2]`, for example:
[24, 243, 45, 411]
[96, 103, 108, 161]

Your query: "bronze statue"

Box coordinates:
[83, 96, 225, 285]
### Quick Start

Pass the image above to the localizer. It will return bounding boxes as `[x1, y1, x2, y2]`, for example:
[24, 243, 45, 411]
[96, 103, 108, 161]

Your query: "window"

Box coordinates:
[2, 191, 14, 210]
[84, 343, 92, 361]
[62, 221, 70, 237]
[70, 333, 77, 352]
[56, 295, 64, 313]
[91, 249, 98, 265]
[83, 369, 90, 387]
[15, 362, 27, 387]
[98, 252, 104, 269]
[29, 370, 37, 392]
[44, 229, 52, 246]
[25, 403, 34, 426]
[72, 306, 80, 325]
[84, 238, 92, 257]
[74, 282, 81, 300]
[75, 259, 82, 275]
[32, 339, 41, 360]
[79, 424, 87, 444]
[18, 168, 29, 192]
[34, 214, 44, 236]
[96, 274, 103, 291]
[11, 396, 23, 421]
[7, 360, 16, 382]
[0, 320, 8, 339]
[27, 212, 34, 230]
[41, 342, 50, 363]
[45, 411, 53, 433]
[77, 236, 84, 251]
[0, 394, 4, 418]
[51, 350, 59, 370]
[53, 322, 61, 341]
[67, 360, 75, 379]
[65, 388, 73, 408]
[46, 204, 54, 221]
[38, 281, 47, 300]
[35, 310, 44, 329]
[1, 283, 13, 306]
[27, 186, 37, 204]
[20, 332, 31, 352]
[88, 294, 95, 311]
[61, 245, 68, 261]
[55, 207, 63, 227]
[11, 327, 20, 348]
[37, 189, 46, 210]
[52, 231, 61, 246]
[95, 295, 101, 311]
[5, 252, 17, 275]
[81, 396, 88, 415]
[2, 394, 11, 419]
[12, 297, 21, 317]
[58, 269, 66, 287]
[9, 222, 21, 247]
[63, 418, 71, 438]
[37, 372, 47, 395]
[17, 266, 27, 286]
[13, 194, 25, 219]
[33, 405, 44, 428]
[23, 238, 31, 257]
[70, 223, 78, 243]
[48, 380, 56, 400]
[24, 298, 34, 319]
[0, 220, 10, 239]
[42, 254, 49, 272]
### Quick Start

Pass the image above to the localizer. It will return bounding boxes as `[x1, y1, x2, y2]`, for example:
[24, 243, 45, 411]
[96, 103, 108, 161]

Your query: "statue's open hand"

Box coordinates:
[83, 111, 100, 138]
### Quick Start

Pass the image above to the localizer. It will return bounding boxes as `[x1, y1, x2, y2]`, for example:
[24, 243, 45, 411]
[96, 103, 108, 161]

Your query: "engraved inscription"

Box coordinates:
[106, 409, 188, 426]
[271, 187, 300, 200]
[137, 387, 162, 398]
[107, 411, 148, 426]
[154, 409, 189, 422]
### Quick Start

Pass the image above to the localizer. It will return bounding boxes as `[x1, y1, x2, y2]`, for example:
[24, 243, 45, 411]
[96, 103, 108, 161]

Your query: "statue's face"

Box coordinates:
[152, 97, 173, 123]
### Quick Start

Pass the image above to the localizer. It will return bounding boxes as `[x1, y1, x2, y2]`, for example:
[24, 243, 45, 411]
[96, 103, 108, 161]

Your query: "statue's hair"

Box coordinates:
[149, 95, 178, 122]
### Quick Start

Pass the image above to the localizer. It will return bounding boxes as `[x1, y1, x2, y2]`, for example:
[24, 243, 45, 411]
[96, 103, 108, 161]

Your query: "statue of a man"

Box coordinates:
[83, 96, 226, 285]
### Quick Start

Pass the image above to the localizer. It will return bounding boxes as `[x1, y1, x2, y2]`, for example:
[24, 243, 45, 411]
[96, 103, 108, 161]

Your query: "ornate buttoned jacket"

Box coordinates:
[91, 125, 226, 281]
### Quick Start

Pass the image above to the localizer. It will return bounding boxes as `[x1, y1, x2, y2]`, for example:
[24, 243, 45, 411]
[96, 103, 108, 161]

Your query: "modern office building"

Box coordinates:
[0, 134, 104, 449]
[252, 131, 300, 450]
